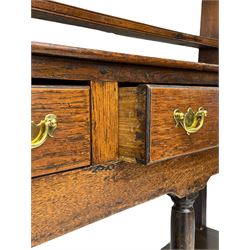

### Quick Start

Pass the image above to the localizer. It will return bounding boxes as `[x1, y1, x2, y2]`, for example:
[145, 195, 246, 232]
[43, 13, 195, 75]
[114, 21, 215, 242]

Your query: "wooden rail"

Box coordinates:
[32, 42, 218, 85]
[32, 42, 218, 72]
[32, 0, 218, 49]
[32, 148, 218, 246]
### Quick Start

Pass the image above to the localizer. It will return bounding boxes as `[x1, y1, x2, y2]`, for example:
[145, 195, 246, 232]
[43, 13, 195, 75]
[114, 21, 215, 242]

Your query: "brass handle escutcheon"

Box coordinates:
[173, 107, 207, 135]
[31, 114, 58, 149]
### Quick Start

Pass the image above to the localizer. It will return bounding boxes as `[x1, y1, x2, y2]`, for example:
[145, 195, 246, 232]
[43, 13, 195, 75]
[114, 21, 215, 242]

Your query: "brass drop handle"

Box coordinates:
[31, 114, 58, 149]
[173, 107, 207, 135]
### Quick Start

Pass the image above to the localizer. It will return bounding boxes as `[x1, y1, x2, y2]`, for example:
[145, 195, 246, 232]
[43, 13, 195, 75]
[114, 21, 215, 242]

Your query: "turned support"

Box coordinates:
[169, 193, 199, 250]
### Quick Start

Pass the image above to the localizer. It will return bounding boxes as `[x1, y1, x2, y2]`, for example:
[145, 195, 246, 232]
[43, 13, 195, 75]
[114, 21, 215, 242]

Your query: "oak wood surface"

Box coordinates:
[31, 1, 220, 247]
[32, 0, 218, 49]
[199, 0, 219, 64]
[162, 228, 219, 250]
[118, 87, 146, 162]
[149, 85, 218, 163]
[32, 86, 90, 177]
[32, 147, 218, 246]
[119, 85, 218, 164]
[194, 187, 207, 230]
[170, 193, 198, 250]
[32, 42, 218, 72]
[32, 55, 218, 86]
[195, 227, 219, 250]
[91, 81, 118, 164]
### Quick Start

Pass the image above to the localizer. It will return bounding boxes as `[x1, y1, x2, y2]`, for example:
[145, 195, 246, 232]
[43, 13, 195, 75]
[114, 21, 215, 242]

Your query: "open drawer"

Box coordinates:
[32, 86, 90, 177]
[119, 85, 218, 164]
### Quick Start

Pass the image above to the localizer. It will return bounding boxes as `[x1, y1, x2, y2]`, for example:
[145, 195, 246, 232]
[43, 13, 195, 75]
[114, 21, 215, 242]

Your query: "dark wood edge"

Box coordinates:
[194, 186, 207, 230]
[162, 227, 219, 250]
[31, 85, 89, 89]
[32, 0, 218, 49]
[145, 85, 151, 164]
[147, 84, 219, 90]
[32, 42, 218, 72]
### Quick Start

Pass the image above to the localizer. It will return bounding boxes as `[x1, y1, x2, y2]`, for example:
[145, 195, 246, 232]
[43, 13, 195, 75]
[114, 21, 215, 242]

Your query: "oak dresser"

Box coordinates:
[31, 1, 219, 249]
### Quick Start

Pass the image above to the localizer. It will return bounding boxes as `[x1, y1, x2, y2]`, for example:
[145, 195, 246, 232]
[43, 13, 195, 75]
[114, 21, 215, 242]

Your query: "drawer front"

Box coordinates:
[32, 86, 90, 177]
[119, 85, 218, 164]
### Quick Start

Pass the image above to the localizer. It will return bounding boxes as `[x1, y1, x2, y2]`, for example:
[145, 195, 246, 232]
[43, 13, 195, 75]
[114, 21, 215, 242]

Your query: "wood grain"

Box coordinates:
[199, 0, 219, 64]
[91, 81, 118, 164]
[32, 147, 218, 246]
[118, 87, 146, 162]
[194, 186, 207, 230]
[31, 1, 220, 247]
[32, 86, 90, 177]
[169, 193, 198, 250]
[119, 85, 218, 164]
[32, 42, 218, 72]
[162, 227, 219, 250]
[32, 0, 218, 49]
[32, 55, 218, 86]
[149, 85, 218, 163]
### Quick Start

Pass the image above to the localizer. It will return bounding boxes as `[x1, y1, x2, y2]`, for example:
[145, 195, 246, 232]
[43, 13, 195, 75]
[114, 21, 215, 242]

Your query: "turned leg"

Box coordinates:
[170, 193, 198, 250]
[161, 190, 218, 250]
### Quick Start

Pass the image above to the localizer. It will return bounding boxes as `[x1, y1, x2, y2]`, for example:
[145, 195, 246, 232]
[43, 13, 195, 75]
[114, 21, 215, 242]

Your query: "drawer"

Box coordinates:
[32, 86, 90, 177]
[119, 85, 218, 164]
